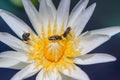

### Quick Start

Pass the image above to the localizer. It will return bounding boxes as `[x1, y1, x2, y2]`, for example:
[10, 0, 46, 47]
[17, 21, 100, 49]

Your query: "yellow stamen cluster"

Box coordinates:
[26, 24, 81, 69]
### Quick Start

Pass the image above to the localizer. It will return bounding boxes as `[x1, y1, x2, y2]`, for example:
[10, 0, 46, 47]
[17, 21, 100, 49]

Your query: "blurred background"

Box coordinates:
[0, 0, 120, 80]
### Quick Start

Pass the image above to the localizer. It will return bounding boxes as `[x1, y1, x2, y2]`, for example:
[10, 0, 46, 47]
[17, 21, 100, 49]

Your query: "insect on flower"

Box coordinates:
[48, 27, 71, 40]
[22, 32, 30, 41]
[63, 27, 71, 38]
[48, 35, 62, 40]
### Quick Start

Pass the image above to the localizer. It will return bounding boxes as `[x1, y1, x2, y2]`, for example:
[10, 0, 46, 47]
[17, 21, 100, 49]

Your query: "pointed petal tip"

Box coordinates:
[0, 9, 10, 14]
[74, 53, 117, 65]
[103, 54, 117, 62]
[0, 9, 5, 15]
[93, 2, 96, 6]
[0, 9, 3, 12]
[88, 3, 96, 10]
[0, 9, 2, 12]
[0, 9, 12, 17]
[108, 55, 117, 62]
[91, 3, 96, 8]
[89, 26, 120, 38]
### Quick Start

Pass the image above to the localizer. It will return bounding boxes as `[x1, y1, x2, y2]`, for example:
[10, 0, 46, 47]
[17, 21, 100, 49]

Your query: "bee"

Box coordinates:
[48, 27, 71, 41]
[63, 27, 71, 38]
[48, 35, 62, 40]
[22, 33, 30, 41]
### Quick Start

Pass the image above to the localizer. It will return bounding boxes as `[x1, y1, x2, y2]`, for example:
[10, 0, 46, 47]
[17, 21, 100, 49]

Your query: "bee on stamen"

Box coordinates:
[22, 33, 30, 41]
[62, 27, 71, 38]
[48, 35, 62, 40]
[48, 27, 71, 41]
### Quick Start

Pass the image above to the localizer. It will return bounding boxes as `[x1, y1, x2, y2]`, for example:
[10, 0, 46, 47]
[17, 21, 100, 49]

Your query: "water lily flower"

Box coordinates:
[0, 0, 120, 80]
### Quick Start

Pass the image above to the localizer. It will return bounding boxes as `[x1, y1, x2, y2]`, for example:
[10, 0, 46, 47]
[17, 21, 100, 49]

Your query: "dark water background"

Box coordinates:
[0, 0, 120, 80]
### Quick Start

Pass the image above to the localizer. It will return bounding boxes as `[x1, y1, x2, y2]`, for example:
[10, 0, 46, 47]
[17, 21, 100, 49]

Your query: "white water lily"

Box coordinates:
[0, 0, 119, 80]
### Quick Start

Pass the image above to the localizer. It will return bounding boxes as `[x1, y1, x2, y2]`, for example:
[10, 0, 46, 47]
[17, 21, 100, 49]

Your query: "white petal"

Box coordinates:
[40, 0, 56, 36]
[56, 0, 71, 33]
[36, 68, 61, 80]
[89, 26, 120, 37]
[74, 53, 116, 65]
[0, 32, 28, 51]
[39, 0, 56, 37]
[79, 32, 109, 55]
[22, 0, 42, 38]
[0, 51, 30, 63]
[39, 0, 56, 22]
[68, 0, 89, 28]
[10, 62, 29, 70]
[0, 58, 20, 68]
[61, 66, 89, 80]
[0, 9, 31, 38]
[11, 63, 42, 80]
[73, 3, 96, 37]
[61, 73, 75, 80]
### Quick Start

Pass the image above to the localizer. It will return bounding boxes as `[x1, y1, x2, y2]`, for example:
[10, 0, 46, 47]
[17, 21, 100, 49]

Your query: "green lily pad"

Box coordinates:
[10, 0, 38, 8]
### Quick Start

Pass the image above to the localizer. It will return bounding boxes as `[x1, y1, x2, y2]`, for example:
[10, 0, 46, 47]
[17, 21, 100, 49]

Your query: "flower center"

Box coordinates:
[26, 24, 81, 67]
[44, 41, 65, 62]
